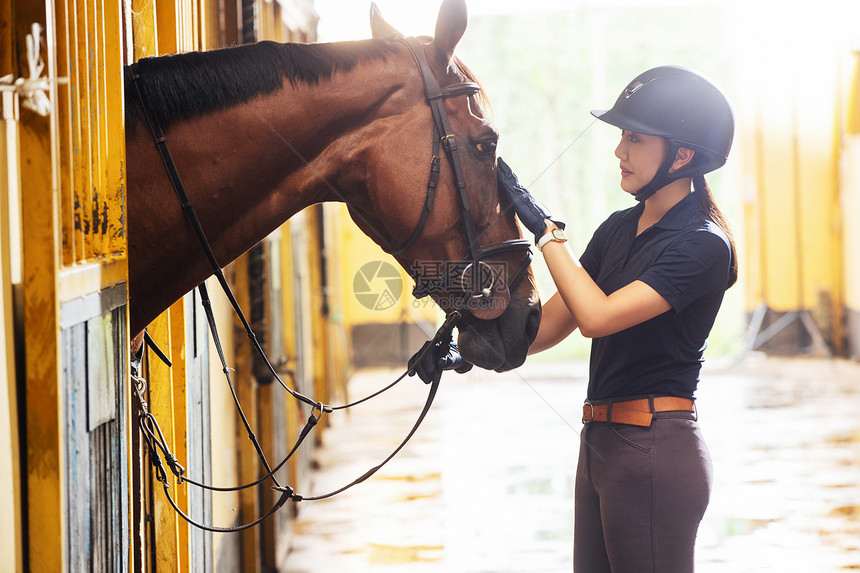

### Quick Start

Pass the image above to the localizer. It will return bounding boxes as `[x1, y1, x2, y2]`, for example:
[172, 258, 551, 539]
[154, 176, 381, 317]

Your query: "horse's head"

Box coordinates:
[346, 0, 541, 371]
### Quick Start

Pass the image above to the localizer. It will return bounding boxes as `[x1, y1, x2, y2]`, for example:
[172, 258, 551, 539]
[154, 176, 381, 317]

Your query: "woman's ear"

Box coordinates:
[670, 147, 695, 173]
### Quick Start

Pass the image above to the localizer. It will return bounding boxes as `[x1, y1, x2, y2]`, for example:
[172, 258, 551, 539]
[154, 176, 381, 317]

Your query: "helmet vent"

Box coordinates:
[624, 80, 645, 98]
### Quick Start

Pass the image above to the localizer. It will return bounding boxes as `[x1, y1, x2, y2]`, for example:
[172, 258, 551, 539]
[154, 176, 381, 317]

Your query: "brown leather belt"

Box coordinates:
[582, 396, 695, 427]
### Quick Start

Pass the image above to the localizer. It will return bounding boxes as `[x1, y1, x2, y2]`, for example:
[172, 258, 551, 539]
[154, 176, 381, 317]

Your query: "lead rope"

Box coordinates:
[131, 289, 460, 532]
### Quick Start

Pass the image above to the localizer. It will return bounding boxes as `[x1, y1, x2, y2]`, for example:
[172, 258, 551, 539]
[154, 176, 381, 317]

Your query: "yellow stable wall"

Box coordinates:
[1, 53, 23, 573]
[336, 203, 439, 367]
[736, 5, 844, 354]
[841, 52, 860, 359]
[10, 0, 129, 568]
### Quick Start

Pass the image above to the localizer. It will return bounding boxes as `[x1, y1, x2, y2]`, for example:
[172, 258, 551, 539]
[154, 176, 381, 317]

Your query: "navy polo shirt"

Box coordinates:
[578, 193, 731, 401]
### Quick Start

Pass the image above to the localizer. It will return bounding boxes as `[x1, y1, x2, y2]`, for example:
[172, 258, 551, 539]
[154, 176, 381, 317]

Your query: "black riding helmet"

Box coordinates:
[591, 65, 734, 201]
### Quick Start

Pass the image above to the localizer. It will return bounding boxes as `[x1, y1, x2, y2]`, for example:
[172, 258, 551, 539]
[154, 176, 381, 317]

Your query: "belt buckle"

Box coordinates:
[582, 401, 594, 424]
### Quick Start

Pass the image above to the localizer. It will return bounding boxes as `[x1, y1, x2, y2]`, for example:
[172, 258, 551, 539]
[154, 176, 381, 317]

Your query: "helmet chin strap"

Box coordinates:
[633, 141, 697, 202]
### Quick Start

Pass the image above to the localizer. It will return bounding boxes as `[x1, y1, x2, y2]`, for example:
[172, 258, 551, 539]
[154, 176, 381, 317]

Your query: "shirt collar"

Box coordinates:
[654, 192, 699, 230]
[620, 201, 645, 223]
[621, 192, 699, 230]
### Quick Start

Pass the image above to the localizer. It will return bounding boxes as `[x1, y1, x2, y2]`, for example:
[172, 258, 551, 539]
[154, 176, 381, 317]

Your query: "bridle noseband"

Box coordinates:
[386, 37, 532, 314]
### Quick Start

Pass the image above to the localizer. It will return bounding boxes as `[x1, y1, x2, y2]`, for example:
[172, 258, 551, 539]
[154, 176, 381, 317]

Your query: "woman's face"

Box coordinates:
[614, 130, 669, 195]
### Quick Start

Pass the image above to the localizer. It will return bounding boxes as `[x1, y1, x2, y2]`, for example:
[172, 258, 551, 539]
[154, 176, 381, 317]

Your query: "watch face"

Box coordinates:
[552, 228, 566, 241]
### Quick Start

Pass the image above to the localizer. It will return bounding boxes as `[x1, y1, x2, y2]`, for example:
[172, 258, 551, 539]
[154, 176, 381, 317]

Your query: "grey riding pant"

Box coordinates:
[574, 412, 712, 573]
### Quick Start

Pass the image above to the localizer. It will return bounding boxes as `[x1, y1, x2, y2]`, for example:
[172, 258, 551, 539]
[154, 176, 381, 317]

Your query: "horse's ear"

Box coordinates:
[432, 0, 467, 63]
[370, 3, 402, 40]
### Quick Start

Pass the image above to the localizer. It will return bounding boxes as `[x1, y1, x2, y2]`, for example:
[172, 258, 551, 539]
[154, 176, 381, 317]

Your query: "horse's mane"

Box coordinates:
[125, 39, 396, 130]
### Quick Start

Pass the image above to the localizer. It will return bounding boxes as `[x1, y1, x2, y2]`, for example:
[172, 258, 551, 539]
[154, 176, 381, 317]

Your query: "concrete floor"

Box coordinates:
[281, 355, 860, 572]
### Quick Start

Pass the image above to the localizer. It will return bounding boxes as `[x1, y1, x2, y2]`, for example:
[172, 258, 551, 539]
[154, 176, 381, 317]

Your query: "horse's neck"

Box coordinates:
[172, 65, 400, 222]
[128, 56, 406, 333]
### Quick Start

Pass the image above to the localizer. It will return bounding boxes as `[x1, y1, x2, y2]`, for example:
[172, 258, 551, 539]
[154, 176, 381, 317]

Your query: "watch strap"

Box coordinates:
[537, 231, 555, 251]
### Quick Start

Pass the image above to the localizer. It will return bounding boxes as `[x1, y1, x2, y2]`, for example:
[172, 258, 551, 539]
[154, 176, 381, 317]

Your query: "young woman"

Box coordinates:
[497, 65, 737, 572]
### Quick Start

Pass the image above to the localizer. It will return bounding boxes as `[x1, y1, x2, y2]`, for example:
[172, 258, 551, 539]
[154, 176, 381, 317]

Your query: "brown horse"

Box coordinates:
[125, 0, 540, 372]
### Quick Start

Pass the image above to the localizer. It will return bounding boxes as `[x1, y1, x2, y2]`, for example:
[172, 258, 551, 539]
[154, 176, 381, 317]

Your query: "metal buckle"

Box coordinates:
[582, 401, 594, 424]
[459, 261, 496, 300]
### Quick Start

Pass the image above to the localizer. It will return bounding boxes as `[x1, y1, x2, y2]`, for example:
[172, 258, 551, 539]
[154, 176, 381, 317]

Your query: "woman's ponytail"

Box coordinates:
[694, 175, 738, 289]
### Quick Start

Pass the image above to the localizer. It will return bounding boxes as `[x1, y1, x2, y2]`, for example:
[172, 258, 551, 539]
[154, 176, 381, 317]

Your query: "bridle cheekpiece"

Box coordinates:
[385, 37, 533, 320]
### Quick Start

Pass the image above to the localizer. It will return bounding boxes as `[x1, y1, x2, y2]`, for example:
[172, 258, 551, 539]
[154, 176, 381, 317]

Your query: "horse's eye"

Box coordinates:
[476, 140, 497, 156]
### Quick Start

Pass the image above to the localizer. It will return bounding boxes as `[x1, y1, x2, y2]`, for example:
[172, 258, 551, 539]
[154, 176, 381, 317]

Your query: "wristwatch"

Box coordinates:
[537, 225, 567, 251]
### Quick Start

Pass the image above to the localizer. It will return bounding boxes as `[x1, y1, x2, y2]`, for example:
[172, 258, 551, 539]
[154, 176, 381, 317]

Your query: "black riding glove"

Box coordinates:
[408, 335, 473, 385]
[497, 157, 565, 243]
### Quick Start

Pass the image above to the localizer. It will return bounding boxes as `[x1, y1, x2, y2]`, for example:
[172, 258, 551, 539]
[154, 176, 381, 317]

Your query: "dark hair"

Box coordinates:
[693, 174, 737, 289]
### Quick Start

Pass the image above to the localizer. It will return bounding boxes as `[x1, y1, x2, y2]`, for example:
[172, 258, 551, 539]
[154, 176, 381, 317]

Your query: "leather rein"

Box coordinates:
[127, 36, 532, 533]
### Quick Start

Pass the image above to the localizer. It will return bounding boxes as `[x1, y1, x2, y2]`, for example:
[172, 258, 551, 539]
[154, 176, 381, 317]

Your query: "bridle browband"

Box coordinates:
[126, 35, 533, 533]
[387, 37, 532, 307]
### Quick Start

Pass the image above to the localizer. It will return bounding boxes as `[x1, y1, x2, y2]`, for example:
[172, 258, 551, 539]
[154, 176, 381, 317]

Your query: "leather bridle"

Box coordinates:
[388, 37, 532, 313]
[126, 35, 534, 534]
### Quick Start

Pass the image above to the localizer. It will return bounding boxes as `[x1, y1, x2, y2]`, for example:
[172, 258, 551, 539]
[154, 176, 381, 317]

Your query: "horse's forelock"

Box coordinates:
[451, 56, 491, 117]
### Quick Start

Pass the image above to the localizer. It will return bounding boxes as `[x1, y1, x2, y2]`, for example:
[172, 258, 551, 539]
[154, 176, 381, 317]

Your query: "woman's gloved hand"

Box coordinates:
[408, 335, 473, 385]
[497, 157, 565, 243]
